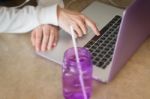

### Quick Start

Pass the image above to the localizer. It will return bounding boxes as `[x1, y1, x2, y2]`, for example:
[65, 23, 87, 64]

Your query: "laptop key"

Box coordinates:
[104, 47, 109, 51]
[98, 54, 103, 58]
[114, 31, 118, 35]
[107, 37, 112, 40]
[108, 51, 113, 55]
[95, 43, 99, 46]
[93, 60, 97, 65]
[89, 48, 94, 52]
[97, 62, 104, 67]
[95, 49, 100, 53]
[101, 51, 107, 55]
[102, 58, 107, 62]
[101, 37, 106, 40]
[85, 44, 91, 48]
[109, 28, 114, 32]
[92, 52, 97, 56]
[95, 57, 100, 61]
[98, 39, 103, 43]
[103, 34, 109, 37]
[104, 40, 109, 44]
[102, 43, 107, 47]
[105, 54, 110, 58]
[98, 46, 104, 50]
[91, 46, 97, 49]
[102, 64, 108, 69]
[108, 44, 112, 48]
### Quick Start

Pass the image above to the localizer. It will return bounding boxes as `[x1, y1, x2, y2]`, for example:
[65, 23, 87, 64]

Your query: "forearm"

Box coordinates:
[0, 4, 58, 33]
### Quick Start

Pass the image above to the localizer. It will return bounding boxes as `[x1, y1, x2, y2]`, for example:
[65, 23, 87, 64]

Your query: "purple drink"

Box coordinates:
[62, 47, 93, 99]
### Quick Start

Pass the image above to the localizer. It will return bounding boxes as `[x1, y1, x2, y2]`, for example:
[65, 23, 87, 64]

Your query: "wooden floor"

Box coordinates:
[64, 0, 133, 11]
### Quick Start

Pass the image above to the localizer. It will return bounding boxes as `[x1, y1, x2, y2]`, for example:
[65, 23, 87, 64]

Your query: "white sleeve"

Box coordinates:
[0, 4, 58, 33]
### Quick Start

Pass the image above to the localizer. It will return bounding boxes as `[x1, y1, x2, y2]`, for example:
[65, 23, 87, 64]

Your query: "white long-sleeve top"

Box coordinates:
[0, 0, 63, 33]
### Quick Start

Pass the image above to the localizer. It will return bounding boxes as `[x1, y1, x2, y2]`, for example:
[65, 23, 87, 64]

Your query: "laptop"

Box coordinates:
[37, 0, 150, 82]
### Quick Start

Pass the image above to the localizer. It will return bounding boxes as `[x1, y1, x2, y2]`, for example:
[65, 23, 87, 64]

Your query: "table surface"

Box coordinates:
[0, 1, 150, 99]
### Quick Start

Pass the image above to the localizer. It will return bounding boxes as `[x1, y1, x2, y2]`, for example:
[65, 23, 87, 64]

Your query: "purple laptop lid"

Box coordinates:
[109, 0, 150, 81]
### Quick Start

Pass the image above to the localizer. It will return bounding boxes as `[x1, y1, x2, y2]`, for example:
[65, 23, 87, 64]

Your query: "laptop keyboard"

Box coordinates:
[84, 15, 121, 69]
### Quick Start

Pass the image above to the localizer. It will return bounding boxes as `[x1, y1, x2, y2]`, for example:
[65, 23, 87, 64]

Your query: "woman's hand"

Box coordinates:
[57, 6, 100, 37]
[31, 24, 59, 52]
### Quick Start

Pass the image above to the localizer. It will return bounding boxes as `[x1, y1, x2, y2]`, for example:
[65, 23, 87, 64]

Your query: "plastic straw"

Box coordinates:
[70, 26, 87, 99]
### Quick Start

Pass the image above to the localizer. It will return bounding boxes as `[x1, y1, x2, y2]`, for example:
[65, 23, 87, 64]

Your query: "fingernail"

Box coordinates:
[48, 46, 51, 50]
[83, 32, 87, 35]
[52, 44, 56, 48]
[36, 48, 40, 52]
[79, 35, 82, 37]
[97, 32, 100, 36]
[53, 43, 57, 46]
[42, 48, 46, 52]
[32, 43, 34, 46]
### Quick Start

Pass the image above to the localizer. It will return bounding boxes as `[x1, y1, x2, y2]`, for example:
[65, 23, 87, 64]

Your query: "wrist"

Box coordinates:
[57, 5, 61, 22]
